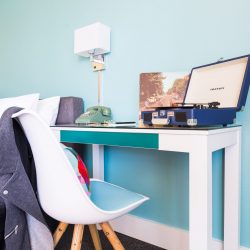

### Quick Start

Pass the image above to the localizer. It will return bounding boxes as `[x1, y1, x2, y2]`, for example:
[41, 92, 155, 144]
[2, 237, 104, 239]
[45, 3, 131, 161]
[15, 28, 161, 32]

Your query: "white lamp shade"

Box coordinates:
[74, 22, 111, 57]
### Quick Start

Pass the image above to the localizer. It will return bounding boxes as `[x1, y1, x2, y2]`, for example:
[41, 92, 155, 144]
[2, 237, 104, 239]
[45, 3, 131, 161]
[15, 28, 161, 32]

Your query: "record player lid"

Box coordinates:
[184, 55, 250, 110]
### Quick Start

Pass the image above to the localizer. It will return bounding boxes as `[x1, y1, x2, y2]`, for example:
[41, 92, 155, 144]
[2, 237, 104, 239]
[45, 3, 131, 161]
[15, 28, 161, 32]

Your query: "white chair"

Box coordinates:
[12, 109, 149, 250]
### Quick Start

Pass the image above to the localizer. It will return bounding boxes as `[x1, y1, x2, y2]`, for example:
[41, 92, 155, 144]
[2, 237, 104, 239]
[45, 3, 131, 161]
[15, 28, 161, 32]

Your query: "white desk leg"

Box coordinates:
[92, 144, 104, 180]
[224, 130, 241, 250]
[189, 144, 212, 250]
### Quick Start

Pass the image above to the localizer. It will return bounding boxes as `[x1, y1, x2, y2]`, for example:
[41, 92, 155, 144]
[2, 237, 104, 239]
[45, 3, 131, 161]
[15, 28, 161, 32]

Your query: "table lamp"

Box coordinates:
[74, 22, 112, 124]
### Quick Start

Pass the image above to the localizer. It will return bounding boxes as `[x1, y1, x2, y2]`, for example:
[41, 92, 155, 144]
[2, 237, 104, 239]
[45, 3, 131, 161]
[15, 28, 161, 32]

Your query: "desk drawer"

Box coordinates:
[60, 130, 158, 149]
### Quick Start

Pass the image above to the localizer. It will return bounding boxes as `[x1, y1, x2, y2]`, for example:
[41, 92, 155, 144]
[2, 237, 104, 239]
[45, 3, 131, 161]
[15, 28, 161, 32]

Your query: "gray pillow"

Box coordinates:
[56, 97, 84, 124]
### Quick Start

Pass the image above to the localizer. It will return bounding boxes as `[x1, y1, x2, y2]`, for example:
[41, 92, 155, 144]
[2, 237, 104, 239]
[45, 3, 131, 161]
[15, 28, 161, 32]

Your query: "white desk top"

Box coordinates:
[51, 124, 241, 136]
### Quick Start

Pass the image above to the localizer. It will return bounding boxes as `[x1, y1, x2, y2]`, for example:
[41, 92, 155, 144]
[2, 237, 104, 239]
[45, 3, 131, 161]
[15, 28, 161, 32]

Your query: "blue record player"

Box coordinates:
[141, 55, 250, 127]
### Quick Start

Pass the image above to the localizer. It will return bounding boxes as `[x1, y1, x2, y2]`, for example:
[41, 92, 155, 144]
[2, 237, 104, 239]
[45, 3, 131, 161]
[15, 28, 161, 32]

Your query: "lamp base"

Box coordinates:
[75, 106, 112, 124]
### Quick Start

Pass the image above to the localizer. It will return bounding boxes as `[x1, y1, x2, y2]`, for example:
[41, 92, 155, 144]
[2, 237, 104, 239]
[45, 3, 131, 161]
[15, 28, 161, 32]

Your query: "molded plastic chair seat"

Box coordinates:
[90, 179, 146, 212]
[12, 109, 149, 250]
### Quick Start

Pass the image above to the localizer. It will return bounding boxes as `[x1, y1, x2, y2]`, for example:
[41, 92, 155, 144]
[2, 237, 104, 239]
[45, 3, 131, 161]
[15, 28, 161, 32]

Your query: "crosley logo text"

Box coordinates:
[210, 87, 224, 91]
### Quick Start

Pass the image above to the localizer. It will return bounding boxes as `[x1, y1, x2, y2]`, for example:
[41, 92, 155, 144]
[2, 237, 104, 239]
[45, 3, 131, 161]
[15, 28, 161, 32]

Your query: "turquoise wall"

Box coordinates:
[0, 0, 250, 247]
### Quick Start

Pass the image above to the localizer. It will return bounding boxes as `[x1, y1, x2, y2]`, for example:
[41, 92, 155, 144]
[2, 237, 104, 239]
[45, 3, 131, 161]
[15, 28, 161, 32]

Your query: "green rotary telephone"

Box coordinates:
[75, 106, 112, 124]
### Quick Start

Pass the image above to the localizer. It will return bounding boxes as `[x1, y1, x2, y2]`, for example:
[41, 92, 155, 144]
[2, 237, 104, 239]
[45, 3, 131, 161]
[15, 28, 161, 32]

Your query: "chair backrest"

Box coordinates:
[12, 109, 100, 223]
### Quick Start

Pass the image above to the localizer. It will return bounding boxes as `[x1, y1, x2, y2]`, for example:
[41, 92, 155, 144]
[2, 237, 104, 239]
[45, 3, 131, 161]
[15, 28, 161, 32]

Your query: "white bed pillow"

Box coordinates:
[0, 93, 40, 119]
[37, 96, 60, 126]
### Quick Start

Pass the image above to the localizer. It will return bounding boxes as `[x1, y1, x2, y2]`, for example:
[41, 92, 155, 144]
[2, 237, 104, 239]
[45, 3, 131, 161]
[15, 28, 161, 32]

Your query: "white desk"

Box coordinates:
[52, 125, 241, 250]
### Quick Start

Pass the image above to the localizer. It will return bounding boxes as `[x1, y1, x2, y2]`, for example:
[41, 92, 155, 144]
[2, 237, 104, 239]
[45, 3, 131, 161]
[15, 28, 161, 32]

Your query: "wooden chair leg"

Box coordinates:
[99, 222, 125, 250]
[53, 222, 68, 247]
[88, 224, 102, 250]
[70, 224, 84, 250]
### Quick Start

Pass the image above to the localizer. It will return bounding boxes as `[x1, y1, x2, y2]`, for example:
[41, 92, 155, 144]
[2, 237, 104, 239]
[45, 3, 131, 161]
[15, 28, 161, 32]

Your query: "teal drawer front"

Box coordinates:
[60, 131, 159, 149]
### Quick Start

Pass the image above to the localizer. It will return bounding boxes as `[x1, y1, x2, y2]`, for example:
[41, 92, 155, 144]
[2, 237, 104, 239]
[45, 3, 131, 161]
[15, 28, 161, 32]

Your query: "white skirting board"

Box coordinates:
[109, 214, 249, 250]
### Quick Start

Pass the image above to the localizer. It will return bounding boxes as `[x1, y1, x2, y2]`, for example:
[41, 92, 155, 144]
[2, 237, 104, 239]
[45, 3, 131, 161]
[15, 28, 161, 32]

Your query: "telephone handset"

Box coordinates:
[75, 106, 112, 124]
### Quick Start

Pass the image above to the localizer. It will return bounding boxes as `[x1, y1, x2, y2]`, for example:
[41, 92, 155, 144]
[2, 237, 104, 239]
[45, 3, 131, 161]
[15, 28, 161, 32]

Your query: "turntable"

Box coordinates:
[141, 55, 250, 127]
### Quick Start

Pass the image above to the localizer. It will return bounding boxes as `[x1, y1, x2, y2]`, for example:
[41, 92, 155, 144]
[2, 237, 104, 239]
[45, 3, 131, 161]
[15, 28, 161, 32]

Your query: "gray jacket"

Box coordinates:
[0, 107, 53, 250]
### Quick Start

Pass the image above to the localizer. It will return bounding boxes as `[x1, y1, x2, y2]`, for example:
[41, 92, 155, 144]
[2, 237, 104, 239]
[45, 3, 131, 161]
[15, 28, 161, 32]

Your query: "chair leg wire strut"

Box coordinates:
[53, 221, 125, 250]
